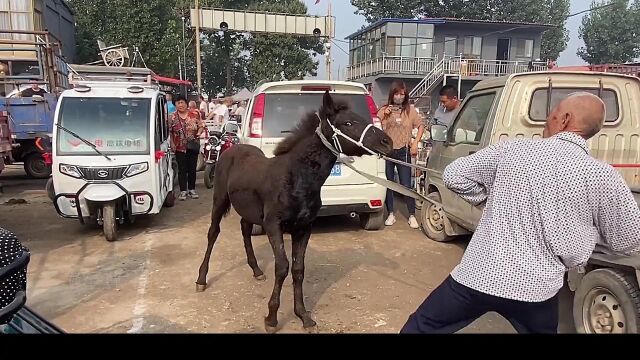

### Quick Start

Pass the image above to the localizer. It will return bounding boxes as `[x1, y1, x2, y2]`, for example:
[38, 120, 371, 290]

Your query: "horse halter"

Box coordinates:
[315, 112, 377, 156]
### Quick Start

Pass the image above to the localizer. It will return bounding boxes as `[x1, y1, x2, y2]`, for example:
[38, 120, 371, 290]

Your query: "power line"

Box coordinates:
[331, 39, 350, 56]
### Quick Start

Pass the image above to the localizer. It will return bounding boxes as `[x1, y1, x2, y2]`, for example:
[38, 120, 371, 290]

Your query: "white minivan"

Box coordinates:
[240, 80, 387, 231]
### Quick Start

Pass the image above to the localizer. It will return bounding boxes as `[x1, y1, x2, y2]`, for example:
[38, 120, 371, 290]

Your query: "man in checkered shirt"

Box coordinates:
[401, 92, 640, 334]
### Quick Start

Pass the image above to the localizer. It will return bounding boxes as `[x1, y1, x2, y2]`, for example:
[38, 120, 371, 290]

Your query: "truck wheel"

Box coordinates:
[103, 202, 118, 242]
[573, 268, 640, 334]
[204, 164, 215, 189]
[359, 210, 384, 231]
[24, 153, 51, 179]
[420, 192, 454, 242]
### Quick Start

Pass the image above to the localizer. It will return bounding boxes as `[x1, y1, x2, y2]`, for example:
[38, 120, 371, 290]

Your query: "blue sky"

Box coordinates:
[303, 0, 592, 79]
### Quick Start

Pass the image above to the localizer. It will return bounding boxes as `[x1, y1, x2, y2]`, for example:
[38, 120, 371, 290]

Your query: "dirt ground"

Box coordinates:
[0, 165, 575, 333]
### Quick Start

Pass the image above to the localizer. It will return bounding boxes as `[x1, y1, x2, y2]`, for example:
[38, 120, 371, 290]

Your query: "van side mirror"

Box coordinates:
[430, 124, 448, 142]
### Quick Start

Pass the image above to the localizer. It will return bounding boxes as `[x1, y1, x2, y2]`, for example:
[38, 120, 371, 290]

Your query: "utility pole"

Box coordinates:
[325, 0, 332, 80]
[182, 13, 187, 81]
[195, 0, 202, 93]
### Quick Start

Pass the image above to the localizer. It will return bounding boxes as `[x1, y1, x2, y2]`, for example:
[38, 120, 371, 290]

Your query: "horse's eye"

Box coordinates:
[345, 121, 353, 127]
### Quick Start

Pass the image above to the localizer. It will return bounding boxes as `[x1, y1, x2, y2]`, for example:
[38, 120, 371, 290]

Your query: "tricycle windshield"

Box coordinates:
[57, 97, 151, 155]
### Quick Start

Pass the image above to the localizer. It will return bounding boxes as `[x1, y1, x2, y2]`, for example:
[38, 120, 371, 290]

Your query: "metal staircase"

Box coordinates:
[409, 58, 446, 99]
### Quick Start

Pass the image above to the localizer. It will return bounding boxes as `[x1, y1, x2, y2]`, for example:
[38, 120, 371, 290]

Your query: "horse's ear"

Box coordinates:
[322, 90, 335, 115]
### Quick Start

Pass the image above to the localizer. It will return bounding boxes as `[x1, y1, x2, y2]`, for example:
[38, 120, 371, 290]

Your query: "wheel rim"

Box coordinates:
[582, 287, 627, 334]
[426, 202, 445, 234]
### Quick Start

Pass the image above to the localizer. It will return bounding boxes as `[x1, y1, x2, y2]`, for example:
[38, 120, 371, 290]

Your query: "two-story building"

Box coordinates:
[346, 18, 552, 114]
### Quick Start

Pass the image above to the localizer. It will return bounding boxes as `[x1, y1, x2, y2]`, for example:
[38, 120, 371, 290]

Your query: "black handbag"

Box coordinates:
[186, 138, 200, 153]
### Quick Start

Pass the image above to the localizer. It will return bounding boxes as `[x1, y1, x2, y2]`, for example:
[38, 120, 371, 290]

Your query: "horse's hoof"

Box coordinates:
[265, 325, 278, 334]
[254, 274, 266, 282]
[195, 283, 207, 292]
[304, 325, 319, 334]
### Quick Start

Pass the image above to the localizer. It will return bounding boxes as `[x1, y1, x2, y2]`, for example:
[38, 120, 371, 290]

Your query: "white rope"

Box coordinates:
[314, 113, 439, 206]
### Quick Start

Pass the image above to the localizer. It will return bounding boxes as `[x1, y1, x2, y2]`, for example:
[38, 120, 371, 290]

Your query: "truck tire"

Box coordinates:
[103, 202, 118, 242]
[359, 210, 384, 231]
[573, 268, 640, 334]
[24, 153, 51, 179]
[420, 192, 455, 242]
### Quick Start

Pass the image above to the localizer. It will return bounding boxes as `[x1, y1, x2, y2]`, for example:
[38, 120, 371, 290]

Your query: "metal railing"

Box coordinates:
[346, 56, 436, 80]
[347, 54, 548, 82]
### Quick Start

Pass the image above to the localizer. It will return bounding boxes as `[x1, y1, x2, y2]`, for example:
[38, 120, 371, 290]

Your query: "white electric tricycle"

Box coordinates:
[51, 66, 177, 241]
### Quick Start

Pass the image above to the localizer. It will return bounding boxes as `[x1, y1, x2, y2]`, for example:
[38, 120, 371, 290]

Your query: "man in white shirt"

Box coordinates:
[401, 92, 640, 334]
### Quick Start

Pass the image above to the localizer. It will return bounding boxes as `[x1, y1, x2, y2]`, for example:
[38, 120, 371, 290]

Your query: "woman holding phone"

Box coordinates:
[377, 80, 425, 229]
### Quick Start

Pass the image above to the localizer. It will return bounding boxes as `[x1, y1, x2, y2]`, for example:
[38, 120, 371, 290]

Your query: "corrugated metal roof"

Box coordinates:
[346, 17, 552, 40]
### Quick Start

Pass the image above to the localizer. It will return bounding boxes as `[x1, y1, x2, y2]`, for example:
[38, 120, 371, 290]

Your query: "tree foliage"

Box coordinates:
[69, 0, 324, 95]
[578, 0, 640, 64]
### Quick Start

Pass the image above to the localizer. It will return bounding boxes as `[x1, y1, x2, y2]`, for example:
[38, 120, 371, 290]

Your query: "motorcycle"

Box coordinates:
[203, 121, 240, 189]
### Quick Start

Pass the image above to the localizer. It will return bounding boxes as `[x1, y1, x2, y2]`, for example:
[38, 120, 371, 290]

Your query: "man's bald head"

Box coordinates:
[543, 92, 606, 139]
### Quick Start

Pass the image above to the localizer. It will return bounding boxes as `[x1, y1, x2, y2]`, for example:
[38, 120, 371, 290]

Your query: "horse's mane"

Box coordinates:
[273, 98, 349, 156]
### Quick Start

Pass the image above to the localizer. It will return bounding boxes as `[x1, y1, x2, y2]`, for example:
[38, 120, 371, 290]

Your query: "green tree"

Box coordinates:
[69, 0, 180, 77]
[578, 0, 640, 64]
[70, 0, 323, 94]
[350, 0, 570, 60]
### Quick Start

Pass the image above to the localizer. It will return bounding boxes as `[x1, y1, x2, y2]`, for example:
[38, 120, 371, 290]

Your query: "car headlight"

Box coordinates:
[124, 162, 149, 177]
[59, 164, 83, 179]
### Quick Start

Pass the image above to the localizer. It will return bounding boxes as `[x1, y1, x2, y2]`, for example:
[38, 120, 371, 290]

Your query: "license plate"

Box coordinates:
[330, 163, 341, 177]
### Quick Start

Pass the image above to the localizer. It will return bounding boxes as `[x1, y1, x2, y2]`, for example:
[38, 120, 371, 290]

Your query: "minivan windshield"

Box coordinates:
[57, 97, 151, 155]
[262, 93, 372, 138]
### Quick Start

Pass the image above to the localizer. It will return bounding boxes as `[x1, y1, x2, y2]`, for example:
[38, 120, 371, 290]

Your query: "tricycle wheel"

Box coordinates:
[103, 202, 118, 242]
[573, 268, 640, 334]
[45, 177, 55, 202]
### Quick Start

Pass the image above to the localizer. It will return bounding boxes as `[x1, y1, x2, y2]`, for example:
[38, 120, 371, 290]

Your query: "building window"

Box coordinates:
[516, 39, 534, 58]
[444, 36, 458, 57]
[387, 22, 402, 37]
[464, 36, 482, 57]
[401, 37, 416, 58]
[416, 41, 432, 58]
[386, 37, 399, 57]
[402, 22, 417, 37]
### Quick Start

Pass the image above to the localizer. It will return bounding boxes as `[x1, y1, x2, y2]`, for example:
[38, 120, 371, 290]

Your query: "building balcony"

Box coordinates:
[346, 56, 548, 81]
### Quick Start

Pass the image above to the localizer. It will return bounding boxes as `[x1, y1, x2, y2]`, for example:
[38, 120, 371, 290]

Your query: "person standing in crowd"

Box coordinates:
[199, 95, 208, 120]
[378, 80, 424, 229]
[188, 100, 199, 115]
[169, 95, 205, 201]
[432, 85, 461, 128]
[166, 93, 176, 114]
[400, 92, 640, 334]
[234, 100, 247, 118]
[208, 97, 231, 132]
[20, 80, 47, 97]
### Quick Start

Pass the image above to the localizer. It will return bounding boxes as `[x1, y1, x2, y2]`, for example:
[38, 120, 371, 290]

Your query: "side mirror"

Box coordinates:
[430, 124, 448, 143]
